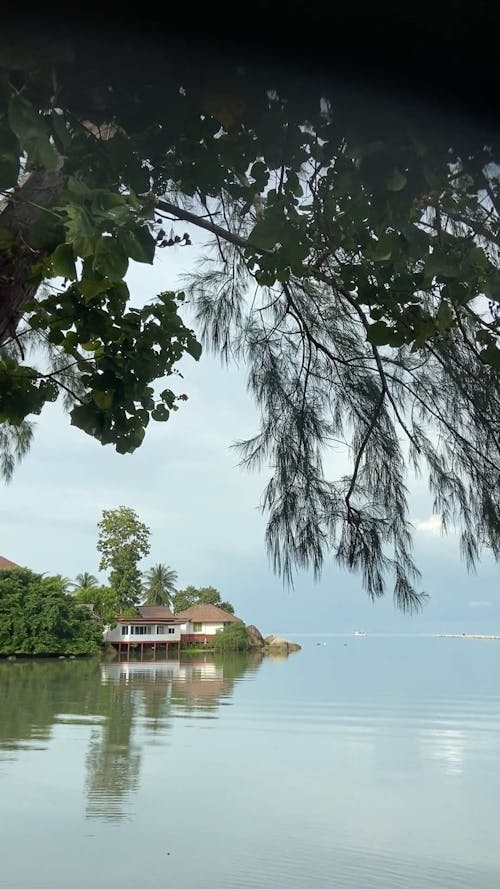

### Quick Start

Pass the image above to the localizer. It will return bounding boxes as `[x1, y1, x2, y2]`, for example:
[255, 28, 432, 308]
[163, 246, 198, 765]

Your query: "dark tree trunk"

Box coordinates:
[0, 168, 65, 345]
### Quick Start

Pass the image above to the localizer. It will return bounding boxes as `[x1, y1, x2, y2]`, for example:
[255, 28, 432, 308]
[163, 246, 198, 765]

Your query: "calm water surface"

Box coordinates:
[0, 636, 499, 888]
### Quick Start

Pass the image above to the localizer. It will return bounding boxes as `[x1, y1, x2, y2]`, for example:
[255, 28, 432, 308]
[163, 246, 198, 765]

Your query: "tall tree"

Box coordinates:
[0, 37, 499, 607]
[142, 563, 178, 607]
[96, 506, 150, 610]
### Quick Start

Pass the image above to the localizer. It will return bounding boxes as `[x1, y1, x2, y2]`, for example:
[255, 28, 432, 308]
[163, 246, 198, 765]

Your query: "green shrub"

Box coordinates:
[0, 569, 102, 656]
[212, 623, 249, 653]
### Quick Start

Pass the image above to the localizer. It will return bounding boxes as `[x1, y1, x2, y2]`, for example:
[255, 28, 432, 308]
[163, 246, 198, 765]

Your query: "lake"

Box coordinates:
[0, 636, 499, 888]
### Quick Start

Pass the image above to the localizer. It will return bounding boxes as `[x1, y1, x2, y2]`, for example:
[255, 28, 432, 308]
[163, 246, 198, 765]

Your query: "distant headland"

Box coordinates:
[438, 634, 500, 641]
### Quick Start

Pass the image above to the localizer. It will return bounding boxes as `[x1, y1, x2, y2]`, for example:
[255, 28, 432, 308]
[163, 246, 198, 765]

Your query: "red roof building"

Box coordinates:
[0, 556, 20, 570]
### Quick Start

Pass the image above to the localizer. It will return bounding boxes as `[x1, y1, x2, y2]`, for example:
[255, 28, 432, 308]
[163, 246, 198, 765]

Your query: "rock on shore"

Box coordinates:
[247, 625, 301, 653]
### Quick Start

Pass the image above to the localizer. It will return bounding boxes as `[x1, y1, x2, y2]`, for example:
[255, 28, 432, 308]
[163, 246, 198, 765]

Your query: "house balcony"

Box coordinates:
[118, 631, 180, 643]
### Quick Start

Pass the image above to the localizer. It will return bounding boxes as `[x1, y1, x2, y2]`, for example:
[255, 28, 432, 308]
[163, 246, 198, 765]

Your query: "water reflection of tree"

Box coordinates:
[84, 684, 140, 822]
[171, 653, 262, 713]
[0, 653, 262, 821]
[0, 660, 101, 757]
[86, 652, 262, 820]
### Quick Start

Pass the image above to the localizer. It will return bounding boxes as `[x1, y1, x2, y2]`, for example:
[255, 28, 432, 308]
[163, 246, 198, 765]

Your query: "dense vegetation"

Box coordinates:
[0, 37, 499, 608]
[172, 585, 235, 614]
[0, 568, 102, 655]
[212, 623, 249, 653]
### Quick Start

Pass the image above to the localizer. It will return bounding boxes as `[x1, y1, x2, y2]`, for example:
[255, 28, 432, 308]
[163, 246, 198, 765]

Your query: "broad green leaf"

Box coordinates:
[81, 340, 102, 352]
[70, 403, 101, 435]
[62, 331, 79, 351]
[436, 300, 454, 331]
[249, 217, 280, 250]
[76, 279, 111, 300]
[93, 236, 129, 281]
[366, 321, 391, 345]
[117, 226, 156, 264]
[73, 236, 95, 258]
[50, 243, 76, 280]
[92, 390, 113, 410]
[62, 204, 96, 241]
[402, 223, 430, 260]
[8, 94, 57, 169]
[250, 161, 266, 176]
[410, 319, 438, 351]
[151, 405, 170, 421]
[90, 189, 128, 214]
[66, 177, 92, 202]
[185, 338, 202, 361]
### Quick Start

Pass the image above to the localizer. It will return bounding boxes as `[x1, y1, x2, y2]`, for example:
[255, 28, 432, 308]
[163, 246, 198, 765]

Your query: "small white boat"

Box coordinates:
[352, 630, 366, 636]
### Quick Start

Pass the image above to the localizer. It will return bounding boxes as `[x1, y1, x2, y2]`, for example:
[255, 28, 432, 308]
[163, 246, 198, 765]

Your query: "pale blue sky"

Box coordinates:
[1, 232, 499, 635]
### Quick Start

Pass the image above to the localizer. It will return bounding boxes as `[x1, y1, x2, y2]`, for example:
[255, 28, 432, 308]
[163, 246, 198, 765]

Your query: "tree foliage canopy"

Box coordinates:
[96, 506, 150, 610]
[172, 585, 235, 614]
[73, 584, 118, 626]
[0, 37, 499, 609]
[0, 567, 102, 655]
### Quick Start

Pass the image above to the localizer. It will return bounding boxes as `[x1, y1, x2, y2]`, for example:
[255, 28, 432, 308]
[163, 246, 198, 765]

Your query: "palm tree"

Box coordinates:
[143, 564, 178, 608]
[72, 571, 98, 593]
[53, 574, 73, 594]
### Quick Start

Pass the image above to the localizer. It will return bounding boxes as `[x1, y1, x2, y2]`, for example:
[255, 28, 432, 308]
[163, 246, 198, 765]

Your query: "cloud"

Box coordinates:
[414, 514, 444, 535]
[468, 600, 492, 608]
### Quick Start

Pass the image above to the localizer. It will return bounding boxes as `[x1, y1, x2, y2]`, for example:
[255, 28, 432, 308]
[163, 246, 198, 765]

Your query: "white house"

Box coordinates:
[104, 605, 183, 658]
[174, 603, 241, 644]
[104, 603, 242, 660]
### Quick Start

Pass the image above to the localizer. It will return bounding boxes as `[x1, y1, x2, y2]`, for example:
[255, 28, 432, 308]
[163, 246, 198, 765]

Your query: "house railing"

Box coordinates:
[117, 632, 180, 642]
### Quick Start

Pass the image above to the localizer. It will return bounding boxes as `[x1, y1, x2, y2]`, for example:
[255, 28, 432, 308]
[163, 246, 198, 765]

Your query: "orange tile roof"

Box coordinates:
[174, 603, 240, 623]
[0, 556, 20, 570]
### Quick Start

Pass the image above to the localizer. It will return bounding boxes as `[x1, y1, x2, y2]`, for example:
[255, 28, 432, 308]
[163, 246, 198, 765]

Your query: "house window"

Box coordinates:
[193, 622, 202, 633]
[168, 627, 175, 635]
[121, 625, 128, 636]
[130, 625, 149, 635]
[157, 625, 166, 634]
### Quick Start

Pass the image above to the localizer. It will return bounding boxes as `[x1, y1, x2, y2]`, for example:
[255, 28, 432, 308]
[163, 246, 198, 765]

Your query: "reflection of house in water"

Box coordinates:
[100, 658, 233, 713]
[86, 655, 261, 821]
[101, 660, 183, 684]
[0, 656, 262, 823]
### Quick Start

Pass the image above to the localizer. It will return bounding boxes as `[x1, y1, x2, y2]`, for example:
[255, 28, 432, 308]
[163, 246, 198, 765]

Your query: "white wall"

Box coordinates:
[180, 621, 225, 636]
[104, 623, 181, 643]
